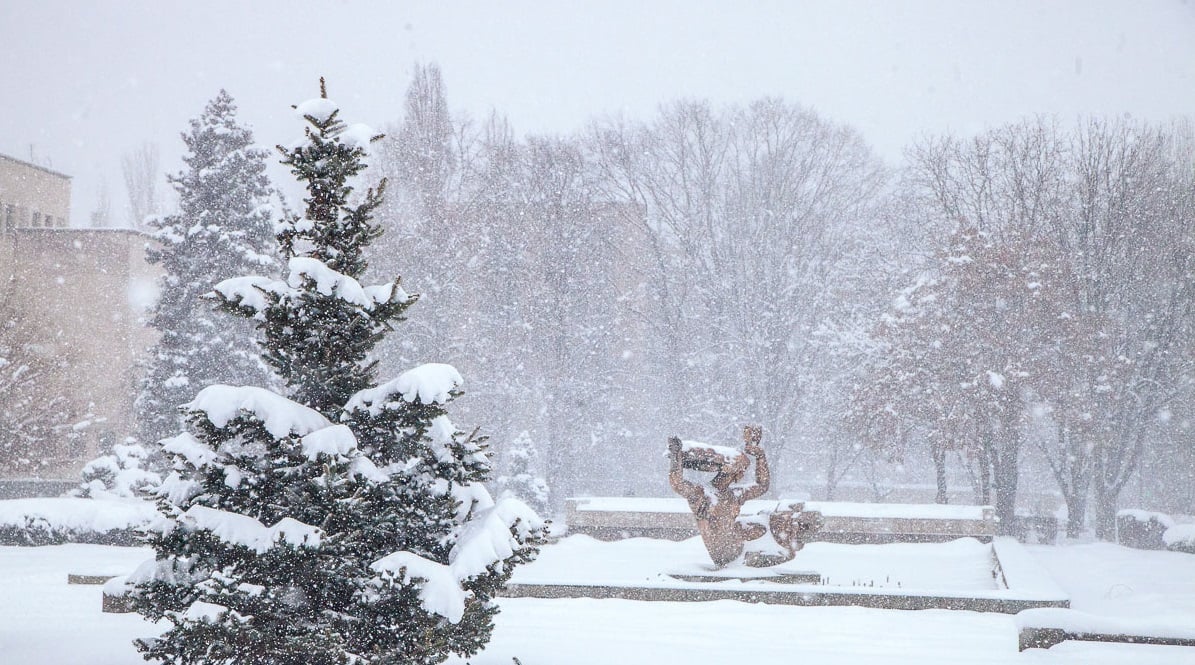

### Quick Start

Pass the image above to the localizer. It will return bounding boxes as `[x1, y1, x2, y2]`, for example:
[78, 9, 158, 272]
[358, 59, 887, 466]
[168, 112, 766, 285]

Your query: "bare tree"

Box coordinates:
[91, 178, 113, 228]
[870, 121, 1068, 530]
[122, 142, 162, 229]
[373, 67, 633, 500]
[589, 99, 887, 474]
[1066, 120, 1195, 537]
[373, 62, 482, 368]
[884, 117, 1195, 537]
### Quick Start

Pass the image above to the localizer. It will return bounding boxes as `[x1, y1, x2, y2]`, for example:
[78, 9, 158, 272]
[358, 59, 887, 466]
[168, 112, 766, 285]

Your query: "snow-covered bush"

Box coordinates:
[497, 430, 551, 515]
[0, 497, 156, 546]
[129, 80, 544, 665]
[1117, 509, 1175, 551]
[74, 442, 162, 499]
[1163, 524, 1195, 554]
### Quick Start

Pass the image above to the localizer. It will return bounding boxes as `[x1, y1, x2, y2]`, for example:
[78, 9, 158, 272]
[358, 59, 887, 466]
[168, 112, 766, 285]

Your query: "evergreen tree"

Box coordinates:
[134, 90, 278, 446]
[496, 431, 551, 516]
[129, 80, 543, 665]
[75, 441, 161, 499]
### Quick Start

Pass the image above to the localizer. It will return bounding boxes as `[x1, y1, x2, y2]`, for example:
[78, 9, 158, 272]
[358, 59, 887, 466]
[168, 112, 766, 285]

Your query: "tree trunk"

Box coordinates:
[932, 442, 949, 504]
[994, 470, 1018, 537]
[1062, 466, 1091, 538]
[977, 428, 993, 506]
[1093, 483, 1118, 541]
[1064, 491, 1087, 538]
[977, 456, 992, 506]
[992, 420, 1021, 537]
[1053, 423, 1092, 539]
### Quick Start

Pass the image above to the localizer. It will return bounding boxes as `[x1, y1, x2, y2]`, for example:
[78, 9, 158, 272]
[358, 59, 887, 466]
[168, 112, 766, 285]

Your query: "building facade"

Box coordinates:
[1, 154, 157, 481]
[0, 154, 71, 233]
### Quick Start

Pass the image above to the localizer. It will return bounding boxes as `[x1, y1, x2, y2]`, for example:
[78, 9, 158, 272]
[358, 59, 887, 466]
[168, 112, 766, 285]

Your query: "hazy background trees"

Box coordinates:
[121, 142, 163, 230]
[90, 61, 1192, 539]
[846, 118, 1195, 536]
[358, 64, 1195, 538]
[588, 99, 888, 483]
[371, 64, 630, 498]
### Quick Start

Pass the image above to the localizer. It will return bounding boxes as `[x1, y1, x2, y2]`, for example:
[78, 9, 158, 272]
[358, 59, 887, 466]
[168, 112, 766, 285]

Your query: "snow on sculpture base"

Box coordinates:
[505, 534, 1069, 614]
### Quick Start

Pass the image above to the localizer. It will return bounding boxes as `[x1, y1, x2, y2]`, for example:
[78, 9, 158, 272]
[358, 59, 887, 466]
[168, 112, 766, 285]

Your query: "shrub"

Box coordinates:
[1116, 509, 1175, 550]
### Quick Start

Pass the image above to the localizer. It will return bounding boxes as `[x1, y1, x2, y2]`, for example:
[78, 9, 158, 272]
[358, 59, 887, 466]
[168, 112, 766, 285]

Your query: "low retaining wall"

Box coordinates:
[565, 497, 997, 544]
[1016, 608, 1195, 650]
[502, 582, 1065, 614]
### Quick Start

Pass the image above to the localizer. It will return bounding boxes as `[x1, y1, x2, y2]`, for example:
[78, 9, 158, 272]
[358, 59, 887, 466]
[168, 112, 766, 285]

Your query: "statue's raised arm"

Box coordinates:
[738, 425, 770, 502]
[667, 436, 703, 501]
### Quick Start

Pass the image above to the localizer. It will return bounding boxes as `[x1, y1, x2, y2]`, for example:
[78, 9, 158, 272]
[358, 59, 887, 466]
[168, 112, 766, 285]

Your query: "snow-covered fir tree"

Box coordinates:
[496, 431, 551, 516]
[75, 441, 162, 499]
[133, 90, 277, 446]
[128, 79, 543, 665]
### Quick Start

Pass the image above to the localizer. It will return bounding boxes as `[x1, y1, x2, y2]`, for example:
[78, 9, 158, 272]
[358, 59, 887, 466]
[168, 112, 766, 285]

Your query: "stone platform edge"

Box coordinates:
[500, 537, 1069, 615]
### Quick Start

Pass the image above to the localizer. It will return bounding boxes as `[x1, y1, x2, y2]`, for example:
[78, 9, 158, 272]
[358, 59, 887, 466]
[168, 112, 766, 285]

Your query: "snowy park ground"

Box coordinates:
[4, 537, 1195, 664]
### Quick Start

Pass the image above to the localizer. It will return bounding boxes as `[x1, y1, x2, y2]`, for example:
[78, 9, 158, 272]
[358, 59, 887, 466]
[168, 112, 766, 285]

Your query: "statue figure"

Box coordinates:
[668, 425, 822, 568]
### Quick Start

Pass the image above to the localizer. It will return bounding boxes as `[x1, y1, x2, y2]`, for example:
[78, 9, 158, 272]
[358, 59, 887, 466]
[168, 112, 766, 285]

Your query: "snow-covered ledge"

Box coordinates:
[1016, 607, 1195, 650]
[565, 497, 997, 543]
[503, 533, 1068, 614]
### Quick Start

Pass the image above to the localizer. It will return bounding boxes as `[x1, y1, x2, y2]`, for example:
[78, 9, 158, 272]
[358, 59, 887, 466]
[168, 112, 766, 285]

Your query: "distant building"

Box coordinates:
[1, 154, 158, 483]
[0, 153, 71, 233]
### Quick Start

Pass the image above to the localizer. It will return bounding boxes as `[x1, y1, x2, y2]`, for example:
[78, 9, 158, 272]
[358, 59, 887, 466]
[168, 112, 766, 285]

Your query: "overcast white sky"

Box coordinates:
[2, 0, 1194, 226]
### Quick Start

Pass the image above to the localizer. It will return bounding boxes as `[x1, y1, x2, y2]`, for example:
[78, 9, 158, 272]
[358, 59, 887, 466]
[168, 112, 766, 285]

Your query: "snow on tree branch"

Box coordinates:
[184, 385, 330, 438]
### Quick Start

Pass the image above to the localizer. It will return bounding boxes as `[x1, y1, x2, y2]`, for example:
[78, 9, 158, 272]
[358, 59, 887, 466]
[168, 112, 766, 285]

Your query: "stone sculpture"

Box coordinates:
[668, 425, 822, 567]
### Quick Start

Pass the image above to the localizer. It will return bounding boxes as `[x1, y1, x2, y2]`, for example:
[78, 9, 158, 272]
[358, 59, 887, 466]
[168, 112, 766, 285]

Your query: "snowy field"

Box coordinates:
[5, 540, 1195, 664]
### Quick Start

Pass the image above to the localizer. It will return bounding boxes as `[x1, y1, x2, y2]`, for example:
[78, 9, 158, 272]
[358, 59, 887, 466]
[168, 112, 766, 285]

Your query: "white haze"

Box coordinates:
[1, 0, 1193, 227]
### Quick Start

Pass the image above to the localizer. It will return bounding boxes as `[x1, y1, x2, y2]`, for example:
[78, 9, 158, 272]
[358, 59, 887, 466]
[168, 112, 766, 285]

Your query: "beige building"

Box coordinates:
[1, 154, 157, 480]
[0, 154, 71, 232]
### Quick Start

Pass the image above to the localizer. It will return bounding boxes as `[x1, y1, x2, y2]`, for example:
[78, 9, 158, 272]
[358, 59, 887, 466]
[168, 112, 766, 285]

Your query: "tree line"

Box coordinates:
[850, 118, 1195, 536]
[368, 64, 1195, 537]
[4, 63, 1192, 543]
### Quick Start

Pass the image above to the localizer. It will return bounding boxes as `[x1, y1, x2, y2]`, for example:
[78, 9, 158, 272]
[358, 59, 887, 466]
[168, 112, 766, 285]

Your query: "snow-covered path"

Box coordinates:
[2, 543, 1194, 664]
[459, 597, 1195, 664]
[1, 545, 160, 665]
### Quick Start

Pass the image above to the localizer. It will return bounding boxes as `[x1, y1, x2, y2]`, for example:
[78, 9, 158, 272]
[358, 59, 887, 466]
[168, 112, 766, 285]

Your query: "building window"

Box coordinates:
[5, 205, 16, 231]
[31, 211, 42, 227]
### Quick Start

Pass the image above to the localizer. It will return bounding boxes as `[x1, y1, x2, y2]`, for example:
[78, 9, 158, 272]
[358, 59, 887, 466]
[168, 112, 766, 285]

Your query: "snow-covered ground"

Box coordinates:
[514, 534, 999, 591]
[3, 540, 1195, 664]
